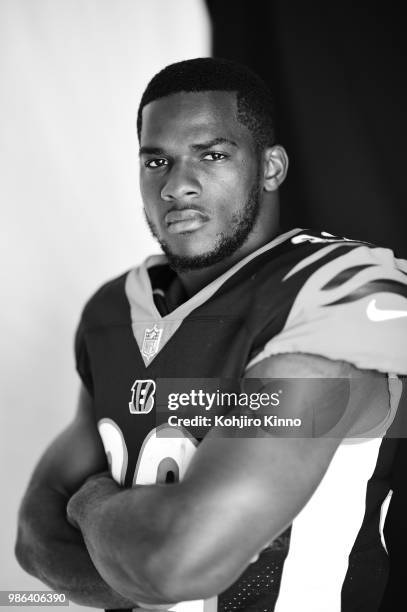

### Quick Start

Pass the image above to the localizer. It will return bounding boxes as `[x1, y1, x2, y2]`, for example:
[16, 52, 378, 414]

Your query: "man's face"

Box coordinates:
[139, 91, 262, 271]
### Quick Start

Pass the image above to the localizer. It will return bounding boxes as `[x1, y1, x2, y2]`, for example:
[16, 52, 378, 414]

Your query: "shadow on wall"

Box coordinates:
[206, 0, 407, 257]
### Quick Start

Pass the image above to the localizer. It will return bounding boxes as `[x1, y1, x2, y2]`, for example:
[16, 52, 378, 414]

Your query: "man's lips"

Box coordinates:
[165, 209, 209, 234]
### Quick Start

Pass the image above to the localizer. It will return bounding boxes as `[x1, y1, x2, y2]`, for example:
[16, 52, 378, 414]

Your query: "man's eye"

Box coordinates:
[202, 152, 227, 161]
[145, 158, 168, 169]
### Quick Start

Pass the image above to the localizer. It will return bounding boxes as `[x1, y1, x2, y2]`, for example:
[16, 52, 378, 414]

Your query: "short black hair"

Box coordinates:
[137, 57, 276, 151]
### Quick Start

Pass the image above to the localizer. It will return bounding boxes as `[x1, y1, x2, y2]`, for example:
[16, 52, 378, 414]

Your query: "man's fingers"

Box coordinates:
[137, 608, 172, 612]
[136, 602, 174, 611]
[136, 607, 173, 612]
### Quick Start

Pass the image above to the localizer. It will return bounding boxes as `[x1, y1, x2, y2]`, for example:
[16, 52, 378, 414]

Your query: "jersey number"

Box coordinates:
[97, 419, 217, 612]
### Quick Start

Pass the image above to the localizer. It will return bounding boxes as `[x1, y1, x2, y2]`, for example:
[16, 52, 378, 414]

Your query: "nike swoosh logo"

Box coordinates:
[366, 299, 407, 321]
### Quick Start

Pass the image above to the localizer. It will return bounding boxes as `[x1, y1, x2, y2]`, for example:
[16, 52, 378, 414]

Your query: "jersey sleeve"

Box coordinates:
[247, 244, 407, 375]
[74, 314, 94, 397]
[73, 271, 130, 397]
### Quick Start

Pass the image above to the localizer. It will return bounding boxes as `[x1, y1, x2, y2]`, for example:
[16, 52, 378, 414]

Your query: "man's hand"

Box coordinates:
[67, 471, 119, 529]
[136, 608, 172, 612]
[136, 605, 174, 611]
[67, 474, 178, 608]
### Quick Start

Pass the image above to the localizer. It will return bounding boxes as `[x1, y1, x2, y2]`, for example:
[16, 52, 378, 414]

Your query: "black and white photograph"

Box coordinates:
[2, 2, 407, 612]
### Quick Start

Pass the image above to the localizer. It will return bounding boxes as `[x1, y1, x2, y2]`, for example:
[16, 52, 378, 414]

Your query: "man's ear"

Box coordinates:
[262, 145, 289, 192]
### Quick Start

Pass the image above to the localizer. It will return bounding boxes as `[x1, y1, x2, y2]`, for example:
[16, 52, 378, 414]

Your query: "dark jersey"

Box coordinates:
[75, 228, 407, 612]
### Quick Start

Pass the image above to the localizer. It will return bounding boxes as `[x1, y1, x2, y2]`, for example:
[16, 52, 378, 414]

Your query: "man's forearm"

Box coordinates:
[16, 484, 136, 609]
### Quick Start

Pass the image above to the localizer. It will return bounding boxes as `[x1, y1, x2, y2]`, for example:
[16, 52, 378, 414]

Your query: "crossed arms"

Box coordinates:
[15, 353, 390, 607]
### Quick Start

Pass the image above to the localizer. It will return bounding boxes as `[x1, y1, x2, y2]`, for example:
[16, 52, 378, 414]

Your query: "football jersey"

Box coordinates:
[75, 228, 407, 612]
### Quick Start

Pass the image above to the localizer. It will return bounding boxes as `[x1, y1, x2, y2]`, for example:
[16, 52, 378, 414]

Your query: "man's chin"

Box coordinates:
[160, 239, 240, 272]
[161, 249, 217, 272]
[159, 237, 216, 263]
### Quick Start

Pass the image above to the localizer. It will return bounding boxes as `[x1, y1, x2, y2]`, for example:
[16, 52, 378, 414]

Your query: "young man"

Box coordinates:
[16, 58, 407, 612]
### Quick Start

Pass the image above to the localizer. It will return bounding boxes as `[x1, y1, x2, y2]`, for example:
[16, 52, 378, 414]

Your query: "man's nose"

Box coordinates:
[161, 162, 201, 202]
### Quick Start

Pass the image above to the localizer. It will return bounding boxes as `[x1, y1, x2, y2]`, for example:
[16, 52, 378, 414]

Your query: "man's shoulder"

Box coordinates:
[247, 229, 380, 312]
[281, 229, 407, 310]
[248, 229, 407, 374]
[80, 269, 133, 331]
[255, 228, 406, 301]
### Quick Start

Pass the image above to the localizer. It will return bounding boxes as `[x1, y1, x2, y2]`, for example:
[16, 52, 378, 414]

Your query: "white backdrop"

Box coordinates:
[0, 1, 210, 610]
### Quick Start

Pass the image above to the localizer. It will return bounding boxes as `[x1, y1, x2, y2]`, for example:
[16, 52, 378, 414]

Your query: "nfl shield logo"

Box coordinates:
[129, 379, 156, 414]
[141, 324, 163, 362]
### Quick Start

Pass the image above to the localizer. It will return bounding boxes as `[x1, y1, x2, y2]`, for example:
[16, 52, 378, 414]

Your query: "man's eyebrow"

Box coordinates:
[139, 146, 164, 156]
[139, 138, 238, 157]
[190, 137, 238, 151]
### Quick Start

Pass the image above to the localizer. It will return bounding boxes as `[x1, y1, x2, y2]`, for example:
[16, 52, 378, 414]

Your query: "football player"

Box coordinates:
[16, 58, 407, 612]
